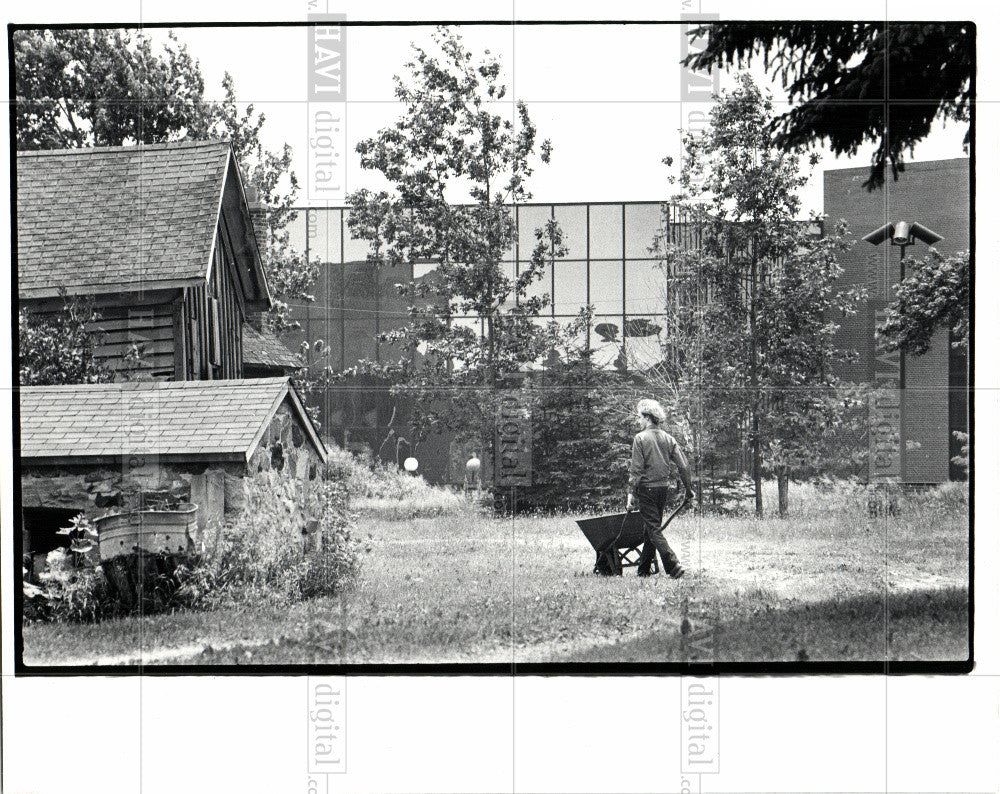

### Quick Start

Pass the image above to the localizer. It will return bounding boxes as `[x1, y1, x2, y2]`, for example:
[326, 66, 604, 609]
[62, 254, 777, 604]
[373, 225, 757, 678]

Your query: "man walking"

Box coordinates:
[626, 399, 695, 578]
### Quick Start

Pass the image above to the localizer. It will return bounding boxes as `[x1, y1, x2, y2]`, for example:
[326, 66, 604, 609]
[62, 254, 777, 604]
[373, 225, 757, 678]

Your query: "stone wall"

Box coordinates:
[247, 400, 323, 481]
[20, 400, 324, 557]
[20, 460, 245, 553]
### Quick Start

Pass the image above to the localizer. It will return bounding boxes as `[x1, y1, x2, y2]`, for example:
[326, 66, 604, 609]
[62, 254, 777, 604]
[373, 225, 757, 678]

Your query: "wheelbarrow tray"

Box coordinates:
[576, 511, 647, 553]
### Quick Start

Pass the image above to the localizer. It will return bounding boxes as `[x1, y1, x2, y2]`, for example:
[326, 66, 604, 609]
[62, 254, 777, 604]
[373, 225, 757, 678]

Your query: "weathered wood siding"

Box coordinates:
[91, 301, 177, 379]
[177, 219, 246, 380]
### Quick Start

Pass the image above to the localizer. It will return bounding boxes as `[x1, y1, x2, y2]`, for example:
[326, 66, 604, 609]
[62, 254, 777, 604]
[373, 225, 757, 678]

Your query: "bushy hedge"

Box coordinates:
[502, 364, 633, 514]
[176, 473, 364, 608]
[324, 445, 466, 519]
[23, 549, 109, 622]
[23, 515, 110, 622]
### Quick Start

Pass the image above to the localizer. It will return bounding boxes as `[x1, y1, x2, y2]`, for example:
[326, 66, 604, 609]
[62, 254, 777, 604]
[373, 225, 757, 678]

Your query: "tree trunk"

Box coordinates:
[777, 466, 789, 517]
[752, 413, 763, 517]
[749, 250, 763, 518]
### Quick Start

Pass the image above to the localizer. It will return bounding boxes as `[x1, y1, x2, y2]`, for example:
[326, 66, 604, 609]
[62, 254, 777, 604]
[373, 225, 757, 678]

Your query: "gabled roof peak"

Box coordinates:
[19, 377, 327, 464]
[17, 140, 269, 307]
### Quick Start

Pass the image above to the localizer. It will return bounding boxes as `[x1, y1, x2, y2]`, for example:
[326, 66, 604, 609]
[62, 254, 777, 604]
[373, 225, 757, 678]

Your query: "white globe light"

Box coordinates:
[403, 457, 419, 472]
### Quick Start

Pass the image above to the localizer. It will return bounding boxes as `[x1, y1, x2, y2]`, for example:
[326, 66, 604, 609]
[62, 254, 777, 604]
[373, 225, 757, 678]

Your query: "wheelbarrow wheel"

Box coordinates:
[594, 546, 623, 576]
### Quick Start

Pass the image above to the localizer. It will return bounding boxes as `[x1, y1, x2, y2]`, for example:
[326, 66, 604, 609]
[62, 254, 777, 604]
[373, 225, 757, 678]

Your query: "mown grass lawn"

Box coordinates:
[22, 484, 969, 666]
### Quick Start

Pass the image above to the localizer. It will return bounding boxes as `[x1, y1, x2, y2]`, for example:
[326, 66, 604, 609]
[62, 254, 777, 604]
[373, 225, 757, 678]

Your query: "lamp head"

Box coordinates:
[892, 222, 912, 245]
[862, 221, 943, 248]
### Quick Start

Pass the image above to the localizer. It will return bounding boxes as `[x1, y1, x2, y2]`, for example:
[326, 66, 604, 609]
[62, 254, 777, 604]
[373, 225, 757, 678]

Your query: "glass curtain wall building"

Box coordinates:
[282, 201, 696, 482]
[280, 158, 969, 487]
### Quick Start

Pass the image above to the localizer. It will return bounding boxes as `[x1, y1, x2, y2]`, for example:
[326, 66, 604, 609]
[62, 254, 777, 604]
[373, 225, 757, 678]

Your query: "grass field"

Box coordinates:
[22, 483, 969, 666]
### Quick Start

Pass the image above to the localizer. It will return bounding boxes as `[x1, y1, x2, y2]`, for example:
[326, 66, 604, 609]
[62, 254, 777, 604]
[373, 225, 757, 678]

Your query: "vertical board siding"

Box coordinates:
[211, 220, 246, 379]
[160, 223, 248, 383]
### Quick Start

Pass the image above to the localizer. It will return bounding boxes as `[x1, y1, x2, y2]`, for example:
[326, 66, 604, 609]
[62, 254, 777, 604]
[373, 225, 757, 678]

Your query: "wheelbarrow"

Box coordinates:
[577, 496, 689, 576]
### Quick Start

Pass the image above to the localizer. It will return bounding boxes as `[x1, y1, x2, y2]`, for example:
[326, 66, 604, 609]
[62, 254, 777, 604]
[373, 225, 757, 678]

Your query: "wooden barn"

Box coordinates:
[16, 139, 287, 380]
[18, 377, 327, 570]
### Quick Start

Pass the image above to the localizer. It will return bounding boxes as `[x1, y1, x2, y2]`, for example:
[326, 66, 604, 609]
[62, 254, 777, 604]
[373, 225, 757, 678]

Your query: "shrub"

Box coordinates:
[25, 548, 109, 622]
[178, 473, 363, 608]
[511, 362, 633, 515]
[698, 475, 759, 515]
[323, 445, 466, 519]
[951, 431, 970, 478]
[323, 445, 420, 499]
[906, 481, 969, 517]
[297, 477, 365, 598]
[22, 574, 50, 622]
[23, 514, 115, 623]
[19, 294, 114, 386]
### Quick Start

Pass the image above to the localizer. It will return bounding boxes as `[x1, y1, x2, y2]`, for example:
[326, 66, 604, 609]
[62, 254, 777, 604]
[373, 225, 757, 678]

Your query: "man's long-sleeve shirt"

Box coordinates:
[628, 427, 693, 495]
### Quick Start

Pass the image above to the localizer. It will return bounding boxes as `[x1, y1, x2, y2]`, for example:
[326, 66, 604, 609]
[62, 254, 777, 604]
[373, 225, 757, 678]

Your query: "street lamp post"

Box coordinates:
[862, 221, 943, 482]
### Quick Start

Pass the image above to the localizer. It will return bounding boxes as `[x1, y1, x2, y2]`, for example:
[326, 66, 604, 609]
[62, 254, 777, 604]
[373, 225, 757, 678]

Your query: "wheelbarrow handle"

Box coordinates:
[660, 495, 690, 531]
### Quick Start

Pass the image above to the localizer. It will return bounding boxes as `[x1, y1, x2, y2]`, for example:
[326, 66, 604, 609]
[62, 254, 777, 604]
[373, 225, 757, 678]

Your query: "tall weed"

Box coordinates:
[177, 473, 363, 608]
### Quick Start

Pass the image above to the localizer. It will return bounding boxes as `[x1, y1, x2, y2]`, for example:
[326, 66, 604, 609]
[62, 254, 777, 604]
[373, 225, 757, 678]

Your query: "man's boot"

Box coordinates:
[661, 545, 685, 579]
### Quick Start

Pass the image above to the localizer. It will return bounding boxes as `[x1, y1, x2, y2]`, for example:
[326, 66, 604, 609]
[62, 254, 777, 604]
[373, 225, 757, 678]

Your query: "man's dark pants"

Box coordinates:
[635, 485, 682, 575]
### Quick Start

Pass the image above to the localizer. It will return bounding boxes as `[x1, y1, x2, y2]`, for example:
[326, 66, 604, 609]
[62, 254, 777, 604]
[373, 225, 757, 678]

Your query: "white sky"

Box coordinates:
[156, 22, 969, 216]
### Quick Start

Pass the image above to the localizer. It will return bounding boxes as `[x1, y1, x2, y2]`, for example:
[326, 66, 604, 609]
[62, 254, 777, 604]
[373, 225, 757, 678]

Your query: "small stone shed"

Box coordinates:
[18, 377, 327, 562]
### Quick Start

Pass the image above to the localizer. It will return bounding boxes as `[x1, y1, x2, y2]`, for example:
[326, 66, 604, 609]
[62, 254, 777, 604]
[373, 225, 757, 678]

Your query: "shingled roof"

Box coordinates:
[242, 323, 303, 372]
[19, 377, 326, 464]
[16, 140, 266, 300]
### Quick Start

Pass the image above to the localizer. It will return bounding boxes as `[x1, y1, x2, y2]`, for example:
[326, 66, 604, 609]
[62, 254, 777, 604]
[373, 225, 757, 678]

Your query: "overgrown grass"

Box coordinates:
[23, 481, 969, 665]
[175, 473, 361, 609]
[325, 445, 469, 520]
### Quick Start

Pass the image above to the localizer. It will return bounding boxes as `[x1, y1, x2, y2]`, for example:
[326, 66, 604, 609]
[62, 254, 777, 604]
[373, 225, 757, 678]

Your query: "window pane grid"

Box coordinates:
[288, 201, 674, 377]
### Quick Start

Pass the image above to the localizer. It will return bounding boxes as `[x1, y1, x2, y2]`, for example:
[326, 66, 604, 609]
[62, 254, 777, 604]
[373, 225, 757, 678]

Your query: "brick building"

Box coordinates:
[824, 157, 970, 483]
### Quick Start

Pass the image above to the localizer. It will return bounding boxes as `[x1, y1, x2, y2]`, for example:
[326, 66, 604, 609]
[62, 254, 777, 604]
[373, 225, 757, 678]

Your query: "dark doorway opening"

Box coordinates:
[22, 507, 80, 581]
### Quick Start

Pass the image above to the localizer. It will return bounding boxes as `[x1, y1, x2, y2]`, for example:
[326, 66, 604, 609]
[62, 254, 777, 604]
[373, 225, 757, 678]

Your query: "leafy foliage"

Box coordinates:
[18, 295, 114, 385]
[324, 445, 465, 518]
[209, 73, 315, 333]
[14, 29, 209, 149]
[515, 345, 635, 513]
[951, 431, 970, 478]
[25, 546, 108, 623]
[19, 292, 151, 384]
[178, 474, 361, 608]
[342, 27, 568, 457]
[646, 75, 865, 514]
[683, 23, 972, 189]
[876, 250, 970, 355]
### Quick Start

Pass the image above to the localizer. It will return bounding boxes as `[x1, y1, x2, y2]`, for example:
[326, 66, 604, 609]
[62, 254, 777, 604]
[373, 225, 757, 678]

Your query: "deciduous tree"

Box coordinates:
[344, 27, 567, 468]
[15, 28, 314, 332]
[876, 249, 969, 355]
[650, 75, 864, 516]
[18, 296, 113, 386]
